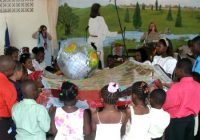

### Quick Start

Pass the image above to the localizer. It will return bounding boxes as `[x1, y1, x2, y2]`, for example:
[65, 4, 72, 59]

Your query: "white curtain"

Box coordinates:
[47, 0, 59, 56]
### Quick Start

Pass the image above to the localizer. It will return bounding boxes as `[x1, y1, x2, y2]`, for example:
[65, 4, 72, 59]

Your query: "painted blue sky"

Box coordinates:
[60, 0, 200, 8]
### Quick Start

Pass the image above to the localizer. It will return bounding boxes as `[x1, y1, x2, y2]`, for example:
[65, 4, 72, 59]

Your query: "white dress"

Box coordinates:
[88, 16, 117, 68]
[123, 106, 151, 140]
[54, 107, 84, 140]
[152, 55, 177, 75]
[95, 112, 123, 140]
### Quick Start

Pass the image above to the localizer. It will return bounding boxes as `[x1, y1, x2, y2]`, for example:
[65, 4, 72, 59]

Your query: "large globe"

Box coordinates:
[57, 42, 99, 80]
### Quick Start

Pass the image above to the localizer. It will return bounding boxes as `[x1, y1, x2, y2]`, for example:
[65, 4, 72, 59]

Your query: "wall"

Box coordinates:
[0, 0, 49, 55]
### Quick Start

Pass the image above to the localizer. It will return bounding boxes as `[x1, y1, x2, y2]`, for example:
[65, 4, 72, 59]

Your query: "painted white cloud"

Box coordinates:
[60, 0, 200, 8]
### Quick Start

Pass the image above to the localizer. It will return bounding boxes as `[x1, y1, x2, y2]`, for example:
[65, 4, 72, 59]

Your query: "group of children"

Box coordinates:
[0, 35, 200, 140]
[11, 79, 170, 140]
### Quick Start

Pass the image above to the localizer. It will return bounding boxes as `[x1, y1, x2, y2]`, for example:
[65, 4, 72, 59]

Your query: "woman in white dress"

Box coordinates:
[88, 3, 118, 68]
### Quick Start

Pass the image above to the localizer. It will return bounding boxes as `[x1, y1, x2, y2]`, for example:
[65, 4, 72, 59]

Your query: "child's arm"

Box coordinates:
[38, 106, 51, 132]
[121, 112, 128, 137]
[49, 106, 57, 136]
[90, 112, 98, 140]
[83, 109, 91, 138]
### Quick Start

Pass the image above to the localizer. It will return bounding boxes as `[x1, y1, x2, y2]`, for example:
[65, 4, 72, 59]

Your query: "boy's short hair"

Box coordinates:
[150, 89, 166, 106]
[4, 46, 19, 56]
[21, 79, 36, 97]
[191, 36, 200, 55]
[32, 47, 44, 55]
[176, 58, 192, 75]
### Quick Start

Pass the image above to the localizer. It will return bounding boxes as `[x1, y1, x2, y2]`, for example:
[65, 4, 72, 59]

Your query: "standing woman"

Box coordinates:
[88, 3, 118, 68]
[32, 25, 52, 67]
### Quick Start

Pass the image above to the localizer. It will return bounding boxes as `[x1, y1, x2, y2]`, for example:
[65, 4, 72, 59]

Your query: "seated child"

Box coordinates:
[50, 81, 91, 140]
[152, 38, 177, 77]
[134, 48, 151, 64]
[9, 61, 24, 101]
[12, 79, 50, 140]
[91, 82, 127, 140]
[32, 47, 46, 71]
[149, 89, 170, 140]
[123, 81, 151, 140]
[19, 53, 35, 74]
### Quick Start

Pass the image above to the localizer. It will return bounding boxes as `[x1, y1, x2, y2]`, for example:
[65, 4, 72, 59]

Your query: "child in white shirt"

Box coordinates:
[149, 89, 170, 140]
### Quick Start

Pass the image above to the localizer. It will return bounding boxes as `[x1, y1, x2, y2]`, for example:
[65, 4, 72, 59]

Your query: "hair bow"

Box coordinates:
[108, 82, 119, 93]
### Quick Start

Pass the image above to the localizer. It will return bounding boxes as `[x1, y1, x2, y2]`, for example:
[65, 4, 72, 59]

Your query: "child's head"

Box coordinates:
[0, 55, 16, 77]
[101, 82, 120, 105]
[59, 81, 78, 105]
[4, 46, 19, 61]
[21, 47, 30, 54]
[132, 81, 149, 104]
[150, 89, 166, 109]
[21, 79, 38, 100]
[156, 38, 173, 57]
[175, 58, 192, 79]
[19, 53, 34, 71]
[32, 47, 45, 63]
[11, 61, 23, 80]
[134, 48, 149, 63]
[191, 35, 200, 56]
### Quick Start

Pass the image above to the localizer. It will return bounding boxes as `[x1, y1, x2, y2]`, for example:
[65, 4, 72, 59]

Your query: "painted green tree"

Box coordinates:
[151, 5, 154, 10]
[58, 3, 79, 36]
[133, 2, 142, 29]
[155, 0, 158, 11]
[159, 5, 162, 11]
[166, 6, 173, 21]
[142, 3, 145, 10]
[175, 5, 182, 27]
[124, 8, 130, 23]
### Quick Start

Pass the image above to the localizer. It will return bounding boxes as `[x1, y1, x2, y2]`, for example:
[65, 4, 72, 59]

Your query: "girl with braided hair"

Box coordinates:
[91, 82, 127, 140]
[123, 81, 151, 140]
[50, 81, 91, 140]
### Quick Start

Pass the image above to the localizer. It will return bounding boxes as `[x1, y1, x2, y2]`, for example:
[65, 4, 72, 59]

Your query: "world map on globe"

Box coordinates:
[57, 42, 99, 80]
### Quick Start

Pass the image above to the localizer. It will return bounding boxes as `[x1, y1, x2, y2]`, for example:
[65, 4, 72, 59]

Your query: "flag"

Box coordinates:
[4, 23, 10, 48]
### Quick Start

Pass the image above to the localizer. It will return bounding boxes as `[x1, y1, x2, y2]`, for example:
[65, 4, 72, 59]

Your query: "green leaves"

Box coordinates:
[58, 4, 80, 36]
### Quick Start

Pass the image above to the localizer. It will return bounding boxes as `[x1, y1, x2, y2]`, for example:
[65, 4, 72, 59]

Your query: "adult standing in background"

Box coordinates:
[32, 25, 52, 66]
[88, 3, 118, 68]
[140, 22, 160, 45]
[0, 55, 17, 140]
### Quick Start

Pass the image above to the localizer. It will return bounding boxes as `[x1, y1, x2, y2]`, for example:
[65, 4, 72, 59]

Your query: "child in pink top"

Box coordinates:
[163, 58, 200, 140]
[50, 81, 91, 140]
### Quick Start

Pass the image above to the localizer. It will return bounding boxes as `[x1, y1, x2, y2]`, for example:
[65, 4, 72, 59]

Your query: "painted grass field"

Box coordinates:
[57, 4, 200, 62]
[57, 5, 200, 38]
